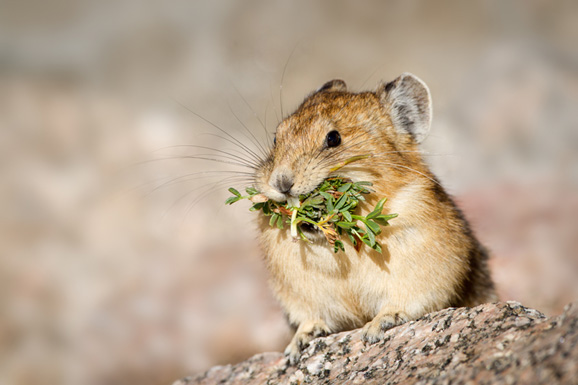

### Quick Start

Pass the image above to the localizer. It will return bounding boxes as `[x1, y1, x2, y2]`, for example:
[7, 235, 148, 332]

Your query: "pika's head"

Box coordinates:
[255, 73, 432, 203]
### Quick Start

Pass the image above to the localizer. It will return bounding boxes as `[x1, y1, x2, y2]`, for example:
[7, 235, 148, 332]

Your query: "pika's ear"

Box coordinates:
[378, 73, 432, 143]
[316, 79, 347, 93]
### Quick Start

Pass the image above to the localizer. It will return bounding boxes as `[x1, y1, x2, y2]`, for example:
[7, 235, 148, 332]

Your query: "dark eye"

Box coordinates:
[273, 135, 276, 146]
[325, 130, 341, 148]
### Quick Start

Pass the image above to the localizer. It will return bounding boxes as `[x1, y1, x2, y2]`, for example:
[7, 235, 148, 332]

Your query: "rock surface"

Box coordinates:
[174, 301, 578, 385]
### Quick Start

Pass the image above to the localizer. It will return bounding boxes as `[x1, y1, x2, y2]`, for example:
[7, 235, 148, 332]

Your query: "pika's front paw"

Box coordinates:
[284, 319, 330, 365]
[362, 310, 408, 344]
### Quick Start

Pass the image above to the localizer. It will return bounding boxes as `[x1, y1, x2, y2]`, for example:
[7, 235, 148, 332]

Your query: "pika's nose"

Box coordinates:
[269, 168, 294, 194]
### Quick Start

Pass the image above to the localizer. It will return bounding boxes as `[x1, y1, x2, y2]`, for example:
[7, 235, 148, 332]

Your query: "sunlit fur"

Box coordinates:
[254, 74, 497, 362]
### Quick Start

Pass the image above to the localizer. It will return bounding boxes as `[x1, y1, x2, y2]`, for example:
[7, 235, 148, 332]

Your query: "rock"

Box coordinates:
[174, 301, 578, 385]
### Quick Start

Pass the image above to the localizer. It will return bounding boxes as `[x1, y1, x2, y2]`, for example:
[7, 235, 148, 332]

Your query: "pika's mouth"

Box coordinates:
[298, 221, 326, 242]
[298, 221, 319, 234]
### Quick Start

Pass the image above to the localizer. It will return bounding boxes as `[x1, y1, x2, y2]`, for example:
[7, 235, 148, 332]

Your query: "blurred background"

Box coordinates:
[1, 0, 577, 384]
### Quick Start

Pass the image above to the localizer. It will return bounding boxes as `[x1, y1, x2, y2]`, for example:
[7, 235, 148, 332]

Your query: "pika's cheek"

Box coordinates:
[289, 170, 329, 197]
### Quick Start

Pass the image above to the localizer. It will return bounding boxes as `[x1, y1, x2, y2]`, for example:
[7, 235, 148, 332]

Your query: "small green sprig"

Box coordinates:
[226, 178, 397, 253]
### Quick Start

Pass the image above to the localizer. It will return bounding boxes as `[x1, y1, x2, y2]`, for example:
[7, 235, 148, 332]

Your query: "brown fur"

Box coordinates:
[254, 74, 497, 363]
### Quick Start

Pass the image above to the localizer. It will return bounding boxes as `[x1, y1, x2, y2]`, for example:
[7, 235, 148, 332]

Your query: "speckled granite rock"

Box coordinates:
[174, 301, 578, 385]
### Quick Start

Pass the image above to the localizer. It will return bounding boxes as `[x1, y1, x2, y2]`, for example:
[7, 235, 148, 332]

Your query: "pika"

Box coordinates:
[254, 73, 497, 363]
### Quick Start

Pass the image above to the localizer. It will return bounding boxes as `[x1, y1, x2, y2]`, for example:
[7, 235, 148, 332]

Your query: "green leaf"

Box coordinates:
[347, 232, 357, 246]
[225, 196, 241, 205]
[337, 183, 352, 192]
[298, 227, 310, 242]
[325, 198, 334, 213]
[375, 197, 387, 212]
[334, 240, 345, 253]
[262, 202, 272, 215]
[361, 236, 373, 248]
[270, 213, 279, 227]
[334, 192, 349, 211]
[226, 178, 396, 254]
[249, 202, 265, 211]
[336, 221, 357, 229]
[318, 180, 330, 191]
[367, 197, 387, 219]
[319, 191, 333, 202]
[366, 210, 379, 219]
[366, 227, 376, 247]
[302, 195, 323, 207]
[311, 196, 324, 204]
[245, 187, 258, 195]
[373, 213, 398, 225]
[228, 187, 241, 197]
[364, 219, 381, 235]
[339, 202, 353, 213]
[342, 211, 352, 222]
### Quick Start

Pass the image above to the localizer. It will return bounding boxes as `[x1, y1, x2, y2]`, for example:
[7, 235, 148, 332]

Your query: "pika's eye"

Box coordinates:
[325, 130, 341, 148]
[273, 135, 276, 146]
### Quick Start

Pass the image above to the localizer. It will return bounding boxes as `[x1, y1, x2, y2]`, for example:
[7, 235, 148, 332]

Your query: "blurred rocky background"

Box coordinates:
[1, 1, 577, 384]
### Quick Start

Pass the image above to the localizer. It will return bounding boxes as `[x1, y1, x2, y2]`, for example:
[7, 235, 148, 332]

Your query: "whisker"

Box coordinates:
[279, 42, 300, 119]
[381, 162, 442, 187]
[369, 149, 452, 158]
[357, 63, 385, 91]
[264, 101, 270, 143]
[171, 97, 265, 165]
[131, 169, 249, 193]
[143, 170, 254, 197]
[172, 176, 255, 223]
[152, 144, 261, 169]
[330, 98, 356, 123]
[195, 133, 264, 164]
[226, 101, 269, 159]
[230, 82, 272, 149]
[314, 131, 375, 167]
[136, 155, 257, 170]
[162, 174, 254, 220]
[269, 80, 281, 125]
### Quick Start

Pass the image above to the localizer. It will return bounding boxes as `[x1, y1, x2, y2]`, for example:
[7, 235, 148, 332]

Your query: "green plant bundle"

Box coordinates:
[226, 178, 397, 253]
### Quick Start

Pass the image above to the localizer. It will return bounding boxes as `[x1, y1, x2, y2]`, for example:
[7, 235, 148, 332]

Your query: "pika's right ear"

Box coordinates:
[316, 79, 347, 93]
[378, 73, 432, 143]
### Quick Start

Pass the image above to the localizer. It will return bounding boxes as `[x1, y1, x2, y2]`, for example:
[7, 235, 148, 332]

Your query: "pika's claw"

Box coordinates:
[284, 341, 301, 366]
[362, 309, 408, 344]
[284, 320, 330, 365]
